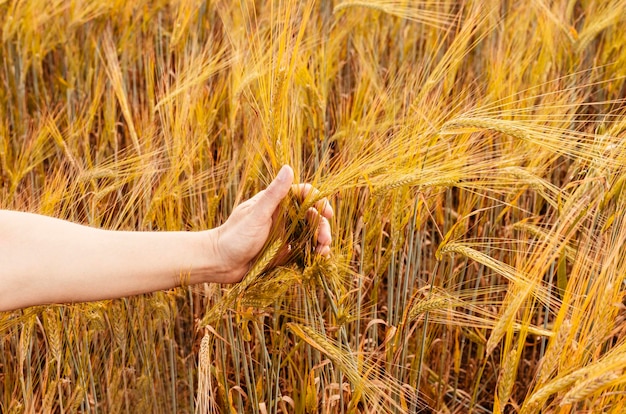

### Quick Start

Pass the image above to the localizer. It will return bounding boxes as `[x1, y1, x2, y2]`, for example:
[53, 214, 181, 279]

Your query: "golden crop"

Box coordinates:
[1, 0, 626, 412]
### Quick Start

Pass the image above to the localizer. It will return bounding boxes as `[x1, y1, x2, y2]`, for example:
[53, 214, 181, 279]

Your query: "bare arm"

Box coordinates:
[0, 212, 224, 311]
[0, 166, 333, 312]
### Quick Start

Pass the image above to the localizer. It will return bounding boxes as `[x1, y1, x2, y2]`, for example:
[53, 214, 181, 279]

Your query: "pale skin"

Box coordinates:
[0, 165, 333, 312]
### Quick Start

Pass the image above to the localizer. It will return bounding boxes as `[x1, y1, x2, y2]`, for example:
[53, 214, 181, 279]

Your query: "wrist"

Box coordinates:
[194, 227, 249, 284]
[190, 228, 232, 284]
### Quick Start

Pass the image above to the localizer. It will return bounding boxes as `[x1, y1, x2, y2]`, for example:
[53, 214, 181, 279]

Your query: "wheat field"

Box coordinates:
[1, 0, 626, 412]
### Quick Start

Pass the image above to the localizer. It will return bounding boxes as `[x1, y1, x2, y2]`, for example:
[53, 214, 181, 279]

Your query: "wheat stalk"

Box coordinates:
[200, 238, 283, 326]
[195, 330, 219, 414]
[288, 323, 410, 413]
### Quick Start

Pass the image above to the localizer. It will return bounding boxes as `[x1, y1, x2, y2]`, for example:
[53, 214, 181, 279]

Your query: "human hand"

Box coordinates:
[212, 165, 333, 284]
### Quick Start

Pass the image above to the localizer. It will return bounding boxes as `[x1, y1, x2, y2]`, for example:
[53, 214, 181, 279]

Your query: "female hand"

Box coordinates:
[212, 165, 333, 284]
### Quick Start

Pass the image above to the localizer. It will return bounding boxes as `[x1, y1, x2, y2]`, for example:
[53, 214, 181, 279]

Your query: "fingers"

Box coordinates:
[261, 169, 332, 257]
[315, 213, 332, 246]
[306, 207, 332, 257]
[295, 183, 333, 257]
[292, 183, 334, 218]
[316, 217, 332, 257]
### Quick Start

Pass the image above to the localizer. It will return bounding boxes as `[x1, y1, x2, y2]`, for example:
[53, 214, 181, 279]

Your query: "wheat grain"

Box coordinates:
[44, 309, 62, 363]
[497, 347, 518, 411]
[521, 372, 586, 414]
[444, 117, 534, 142]
[560, 370, 621, 406]
[536, 320, 571, 386]
[196, 331, 219, 414]
[408, 295, 455, 322]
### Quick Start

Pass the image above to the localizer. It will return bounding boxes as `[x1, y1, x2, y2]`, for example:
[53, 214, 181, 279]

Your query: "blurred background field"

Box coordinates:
[1, 0, 626, 412]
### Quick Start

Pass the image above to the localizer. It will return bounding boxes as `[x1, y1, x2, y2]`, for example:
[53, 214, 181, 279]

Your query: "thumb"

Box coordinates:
[257, 165, 294, 216]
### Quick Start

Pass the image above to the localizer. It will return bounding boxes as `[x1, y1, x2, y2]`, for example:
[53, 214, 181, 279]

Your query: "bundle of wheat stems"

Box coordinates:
[1, 0, 626, 412]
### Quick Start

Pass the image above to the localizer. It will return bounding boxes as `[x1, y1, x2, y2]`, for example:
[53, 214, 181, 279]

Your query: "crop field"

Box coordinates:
[1, 0, 626, 412]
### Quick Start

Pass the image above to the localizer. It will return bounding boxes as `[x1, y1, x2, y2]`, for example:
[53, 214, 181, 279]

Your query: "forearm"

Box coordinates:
[0, 211, 226, 312]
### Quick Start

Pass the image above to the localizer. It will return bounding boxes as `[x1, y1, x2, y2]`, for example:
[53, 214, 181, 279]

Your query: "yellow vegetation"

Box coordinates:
[2, 0, 626, 412]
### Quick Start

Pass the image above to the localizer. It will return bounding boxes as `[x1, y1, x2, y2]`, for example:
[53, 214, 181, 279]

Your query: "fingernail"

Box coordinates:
[277, 165, 289, 182]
